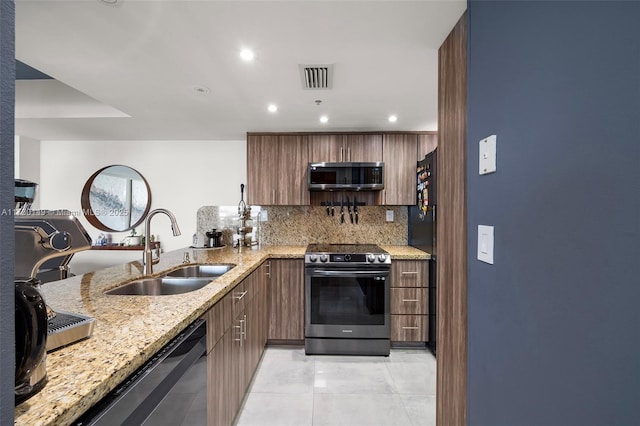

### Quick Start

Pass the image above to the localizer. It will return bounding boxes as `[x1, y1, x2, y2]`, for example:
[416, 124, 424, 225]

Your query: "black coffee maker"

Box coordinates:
[15, 278, 48, 404]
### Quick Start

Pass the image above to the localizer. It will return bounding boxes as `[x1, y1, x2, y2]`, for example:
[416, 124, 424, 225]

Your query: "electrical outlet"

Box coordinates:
[386, 210, 394, 222]
[259, 210, 268, 221]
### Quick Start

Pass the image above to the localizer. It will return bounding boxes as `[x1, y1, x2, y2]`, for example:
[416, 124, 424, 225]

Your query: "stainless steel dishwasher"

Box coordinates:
[74, 319, 207, 426]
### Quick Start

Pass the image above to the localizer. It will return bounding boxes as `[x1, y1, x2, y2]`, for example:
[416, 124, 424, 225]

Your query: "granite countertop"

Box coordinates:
[14, 244, 428, 426]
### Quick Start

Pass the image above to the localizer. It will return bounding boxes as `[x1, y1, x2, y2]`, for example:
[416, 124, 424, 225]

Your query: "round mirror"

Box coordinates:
[81, 165, 151, 232]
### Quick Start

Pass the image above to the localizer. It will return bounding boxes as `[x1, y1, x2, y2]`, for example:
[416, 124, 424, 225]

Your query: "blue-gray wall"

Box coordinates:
[0, 1, 15, 423]
[467, 1, 640, 425]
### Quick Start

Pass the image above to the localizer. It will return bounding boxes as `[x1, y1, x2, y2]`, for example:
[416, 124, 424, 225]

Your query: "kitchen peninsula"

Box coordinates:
[15, 245, 428, 426]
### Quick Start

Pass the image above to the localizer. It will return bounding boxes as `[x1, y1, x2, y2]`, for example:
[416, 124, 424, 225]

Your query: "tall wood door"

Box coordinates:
[267, 259, 305, 341]
[247, 135, 309, 205]
[382, 134, 418, 205]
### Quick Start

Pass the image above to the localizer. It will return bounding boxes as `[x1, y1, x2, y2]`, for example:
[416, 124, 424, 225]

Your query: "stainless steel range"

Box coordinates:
[305, 244, 391, 356]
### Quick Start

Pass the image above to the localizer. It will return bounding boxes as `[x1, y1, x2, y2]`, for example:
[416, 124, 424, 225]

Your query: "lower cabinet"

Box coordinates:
[207, 261, 269, 426]
[267, 259, 305, 341]
[390, 260, 429, 344]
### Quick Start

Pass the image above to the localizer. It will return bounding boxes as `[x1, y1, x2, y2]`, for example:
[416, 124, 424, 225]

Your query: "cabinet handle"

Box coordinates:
[266, 261, 271, 278]
[234, 317, 247, 345]
[340, 146, 344, 162]
[272, 189, 275, 204]
[402, 299, 420, 302]
[243, 314, 247, 341]
[235, 290, 247, 301]
[402, 326, 419, 330]
[401, 271, 419, 275]
[347, 147, 351, 161]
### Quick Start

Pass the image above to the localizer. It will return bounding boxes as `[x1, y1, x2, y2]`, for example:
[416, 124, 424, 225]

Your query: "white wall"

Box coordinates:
[14, 135, 41, 208]
[36, 139, 246, 273]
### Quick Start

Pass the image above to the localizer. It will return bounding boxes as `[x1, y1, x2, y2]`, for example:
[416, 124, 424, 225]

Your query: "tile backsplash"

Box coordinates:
[197, 205, 408, 247]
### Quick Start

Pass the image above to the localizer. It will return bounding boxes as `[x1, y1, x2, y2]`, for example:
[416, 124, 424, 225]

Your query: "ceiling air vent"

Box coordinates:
[299, 64, 334, 90]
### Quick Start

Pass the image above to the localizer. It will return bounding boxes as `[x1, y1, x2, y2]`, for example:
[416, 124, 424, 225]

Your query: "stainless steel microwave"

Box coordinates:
[308, 162, 384, 191]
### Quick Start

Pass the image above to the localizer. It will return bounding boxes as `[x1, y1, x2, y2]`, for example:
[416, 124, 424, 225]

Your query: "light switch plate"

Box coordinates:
[259, 210, 268, 221]
[477, 225, 494, 264]
[386, 210, 394, 222]
[479, 135, 497, 175]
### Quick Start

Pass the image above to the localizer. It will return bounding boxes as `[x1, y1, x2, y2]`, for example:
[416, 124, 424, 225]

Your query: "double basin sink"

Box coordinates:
[105, 264, 235, 296]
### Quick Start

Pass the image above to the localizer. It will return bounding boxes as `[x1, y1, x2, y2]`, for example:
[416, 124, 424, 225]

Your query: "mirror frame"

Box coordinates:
[81, 165, 152, 232]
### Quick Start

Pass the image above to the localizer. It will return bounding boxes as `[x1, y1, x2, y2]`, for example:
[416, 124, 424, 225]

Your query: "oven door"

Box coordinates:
[305, 267, 390, 339]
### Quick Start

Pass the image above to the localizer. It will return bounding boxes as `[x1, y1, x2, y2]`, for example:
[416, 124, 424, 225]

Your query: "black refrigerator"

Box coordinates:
[408, 148, 437, 355]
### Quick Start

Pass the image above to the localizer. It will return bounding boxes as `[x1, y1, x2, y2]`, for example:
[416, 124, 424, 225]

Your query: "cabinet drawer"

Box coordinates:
[230, 281, 248, 318]
[390, 288, 428, 315]
[390, 315, 428, 342]
[390, 260, 428, 288]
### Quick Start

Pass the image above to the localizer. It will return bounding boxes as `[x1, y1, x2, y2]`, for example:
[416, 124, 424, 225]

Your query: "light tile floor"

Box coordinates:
[235, 347, 436, 426]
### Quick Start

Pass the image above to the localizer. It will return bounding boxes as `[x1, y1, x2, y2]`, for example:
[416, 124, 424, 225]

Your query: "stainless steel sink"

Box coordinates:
[163, 264, 236, 278]
[105, 277, 213, 296]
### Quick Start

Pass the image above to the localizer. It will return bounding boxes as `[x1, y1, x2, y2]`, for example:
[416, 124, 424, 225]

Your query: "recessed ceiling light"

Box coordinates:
[98, 0, 119, 5]
[192, 85, 211, 94]
[320, 115, 329, 124]
[267, 104, 278, 113]
[240, 49, 255, 61]
[388, 115, 398, 123]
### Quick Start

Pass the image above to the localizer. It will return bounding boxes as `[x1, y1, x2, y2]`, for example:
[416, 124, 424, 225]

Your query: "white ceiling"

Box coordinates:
[15, 0, 466, 141]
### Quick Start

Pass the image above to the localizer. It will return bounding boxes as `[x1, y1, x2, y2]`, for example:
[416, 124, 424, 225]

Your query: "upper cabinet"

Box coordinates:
[382, 134, 418, 205]
[418, 133, 438, 161]
[308, 134, 382, 163]
[247, 132, 432, 206]
[247, 134, 309, 205]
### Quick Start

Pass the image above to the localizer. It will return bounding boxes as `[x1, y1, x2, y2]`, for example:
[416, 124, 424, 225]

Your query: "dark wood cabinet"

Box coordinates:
[267, 259, 305, 341]
[382, 134, 418, 205]
[247, 134, 309, 205]
[418, 133, 438, 160]
[207, 261, 269, 426]
[390, 260, 429, 343]
[308, 134, 382, 162]
[248, 131, 436, 206]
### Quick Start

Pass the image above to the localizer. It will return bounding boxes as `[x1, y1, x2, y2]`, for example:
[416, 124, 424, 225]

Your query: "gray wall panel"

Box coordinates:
[0, 1, 15, 422]
[467, 1, 640, 425]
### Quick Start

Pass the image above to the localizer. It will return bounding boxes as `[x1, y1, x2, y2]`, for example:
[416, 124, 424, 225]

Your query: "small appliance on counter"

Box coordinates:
[235, 184, 256, 248]
[14, 277, 48, 404]
[205, 228, 224, 248]
[13, 180, 96, 404]
[14, 213, 97, 341]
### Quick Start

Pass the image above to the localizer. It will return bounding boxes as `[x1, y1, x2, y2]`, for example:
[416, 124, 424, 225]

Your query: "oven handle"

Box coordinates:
[309, 270, 389, 278]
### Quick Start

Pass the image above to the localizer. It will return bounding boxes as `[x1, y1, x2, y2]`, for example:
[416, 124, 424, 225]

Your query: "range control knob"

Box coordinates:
[308, 254, 318, 262]
[345, 254, 352, 262]
[367, 254, 376, 263]
[320, 254, 329, 262]
[378, 254, 387, 263]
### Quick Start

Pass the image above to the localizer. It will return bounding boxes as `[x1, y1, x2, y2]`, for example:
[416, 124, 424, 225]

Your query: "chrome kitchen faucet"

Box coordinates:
[143, 208, 181, 276]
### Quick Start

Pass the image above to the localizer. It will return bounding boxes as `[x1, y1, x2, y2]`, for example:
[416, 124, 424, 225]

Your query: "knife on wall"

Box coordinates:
[354, 196, 358, 224]
[347, 195, 353, 224]
[340, 198, 344, 223]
